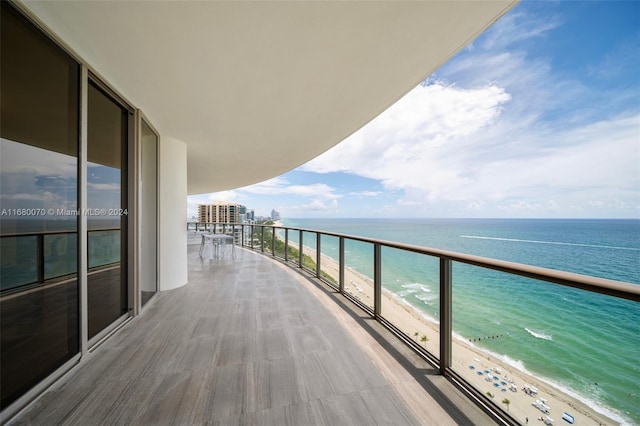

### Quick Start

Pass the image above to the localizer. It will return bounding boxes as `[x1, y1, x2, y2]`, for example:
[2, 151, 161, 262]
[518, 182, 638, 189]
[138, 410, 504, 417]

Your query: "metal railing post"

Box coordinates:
[374, 243, 382, 318]
[285, 228, 289, 261]
[316, 233, 321, 278]
[299, 230, 303, 268]
[339, 236, 345, 293]
[272, 227, 276, 256]
[440, 257, 452, 375]
[260, 226, 265, 252]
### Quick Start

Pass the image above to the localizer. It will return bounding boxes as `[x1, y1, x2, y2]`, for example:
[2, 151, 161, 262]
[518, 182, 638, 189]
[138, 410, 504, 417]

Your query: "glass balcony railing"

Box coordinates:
[191, 222, 640, 425]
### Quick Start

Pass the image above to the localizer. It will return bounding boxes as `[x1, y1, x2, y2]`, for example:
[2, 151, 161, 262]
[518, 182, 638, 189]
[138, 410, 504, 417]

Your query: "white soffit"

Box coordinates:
[21, 0, 517, 194]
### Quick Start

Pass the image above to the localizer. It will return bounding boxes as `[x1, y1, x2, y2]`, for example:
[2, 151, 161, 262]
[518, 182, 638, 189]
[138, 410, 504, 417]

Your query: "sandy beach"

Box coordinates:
[283, 236, 619, 426]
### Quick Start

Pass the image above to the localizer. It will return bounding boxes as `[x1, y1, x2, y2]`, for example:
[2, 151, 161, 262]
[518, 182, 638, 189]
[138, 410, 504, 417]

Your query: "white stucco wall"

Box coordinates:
[158, 136, 188, 290]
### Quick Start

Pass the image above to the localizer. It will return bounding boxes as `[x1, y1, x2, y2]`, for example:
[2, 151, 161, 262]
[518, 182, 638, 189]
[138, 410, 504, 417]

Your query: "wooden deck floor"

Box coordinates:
[9, 246, 495, 425]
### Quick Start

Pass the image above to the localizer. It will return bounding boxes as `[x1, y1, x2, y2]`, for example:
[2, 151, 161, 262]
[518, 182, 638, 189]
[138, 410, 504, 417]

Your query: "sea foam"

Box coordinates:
[476, 347, 631, 425]
[525, 327, 553, 341]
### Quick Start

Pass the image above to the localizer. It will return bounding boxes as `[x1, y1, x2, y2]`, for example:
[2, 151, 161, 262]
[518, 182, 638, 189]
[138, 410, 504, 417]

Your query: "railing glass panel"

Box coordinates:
[251, 225, 263, 251]
[451, 263, 640, 424]
[299, 231, 315, 273]
[286, 229, 295, 263]
[318, 234, 339, 286]
[288, 229, 300, 267]
[264, 226, 270, 253]
[380, 247, 440, 358]
[273, 227, 286, 259]
[343, 239, 374, 311]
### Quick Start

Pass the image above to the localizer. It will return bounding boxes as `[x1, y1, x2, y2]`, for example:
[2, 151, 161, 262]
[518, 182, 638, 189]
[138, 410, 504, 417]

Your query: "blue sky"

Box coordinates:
[188, 1, 640, 219]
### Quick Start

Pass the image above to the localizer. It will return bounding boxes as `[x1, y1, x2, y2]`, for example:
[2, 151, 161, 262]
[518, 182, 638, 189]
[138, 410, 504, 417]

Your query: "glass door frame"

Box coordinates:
[134, 110, 160, 315]
[84, 72, 136, 349]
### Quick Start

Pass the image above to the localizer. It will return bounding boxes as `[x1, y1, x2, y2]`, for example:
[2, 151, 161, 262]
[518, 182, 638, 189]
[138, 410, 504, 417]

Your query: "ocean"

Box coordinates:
[281, 218, 640, 425]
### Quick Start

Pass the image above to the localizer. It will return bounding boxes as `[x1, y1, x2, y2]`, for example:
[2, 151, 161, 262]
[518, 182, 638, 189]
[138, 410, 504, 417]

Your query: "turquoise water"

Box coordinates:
[282, 218, 640, 425]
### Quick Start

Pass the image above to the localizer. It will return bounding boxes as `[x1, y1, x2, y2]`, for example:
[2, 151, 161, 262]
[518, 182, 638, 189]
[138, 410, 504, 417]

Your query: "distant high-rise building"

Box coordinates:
[198, 202, 246, 224]
[271, 209, 281, 221]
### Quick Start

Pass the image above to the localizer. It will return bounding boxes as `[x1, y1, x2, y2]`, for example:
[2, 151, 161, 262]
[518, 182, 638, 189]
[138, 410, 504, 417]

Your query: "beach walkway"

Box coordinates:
[9, 246, 495, 425]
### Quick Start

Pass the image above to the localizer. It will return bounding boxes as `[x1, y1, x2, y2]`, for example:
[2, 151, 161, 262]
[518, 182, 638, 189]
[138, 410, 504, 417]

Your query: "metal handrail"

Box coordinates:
[250, 224, 639, 301]
[188, 222, 640, 301]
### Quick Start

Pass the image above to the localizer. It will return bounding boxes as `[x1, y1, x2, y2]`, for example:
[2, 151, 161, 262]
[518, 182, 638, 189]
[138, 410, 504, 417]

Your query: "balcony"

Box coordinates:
[9, 223, 637, 425]
[9, 243, 494, 425]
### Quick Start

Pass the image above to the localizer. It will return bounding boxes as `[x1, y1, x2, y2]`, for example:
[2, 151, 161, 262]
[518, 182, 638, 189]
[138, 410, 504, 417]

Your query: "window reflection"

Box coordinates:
[0, 236, 37, 289]
[0, 138, 78, 290]
[0, 138, 77, 230]
[0, 1, 79, 410]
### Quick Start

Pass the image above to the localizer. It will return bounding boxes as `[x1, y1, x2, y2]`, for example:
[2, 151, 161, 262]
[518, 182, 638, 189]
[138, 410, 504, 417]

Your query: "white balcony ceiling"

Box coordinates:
[22, 0, 516, 195]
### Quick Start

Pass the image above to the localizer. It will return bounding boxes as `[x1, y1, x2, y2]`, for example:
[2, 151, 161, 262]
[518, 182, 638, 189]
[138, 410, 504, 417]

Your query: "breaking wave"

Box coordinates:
[525, 327, 553, 341]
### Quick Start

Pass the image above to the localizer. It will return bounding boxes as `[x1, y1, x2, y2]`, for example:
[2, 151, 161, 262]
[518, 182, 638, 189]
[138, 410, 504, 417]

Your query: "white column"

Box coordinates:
[158, 136, 188, 290]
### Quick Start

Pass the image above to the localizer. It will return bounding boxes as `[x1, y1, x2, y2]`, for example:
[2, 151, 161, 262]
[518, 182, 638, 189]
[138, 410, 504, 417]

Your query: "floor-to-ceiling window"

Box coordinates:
[0, 2, 142, 413]
[0, 1, 80, 409]
[87, 82, 130, 339]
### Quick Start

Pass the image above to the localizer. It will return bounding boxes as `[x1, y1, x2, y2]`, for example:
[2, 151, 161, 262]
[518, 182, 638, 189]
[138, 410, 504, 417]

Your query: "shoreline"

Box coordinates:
[284, 238, 622, 425]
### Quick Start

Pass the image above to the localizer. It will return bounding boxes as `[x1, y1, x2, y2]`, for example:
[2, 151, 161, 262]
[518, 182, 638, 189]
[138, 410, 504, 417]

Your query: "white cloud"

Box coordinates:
[349, 190, 382, 197]
[302, 82, 511, 177]
[307, 93, 638, 216]
[88, 183, 120, 191]
[188, 175, 343, 218]
[284, 184, 339, 200]
[236, 177, 289, 194]
[385, 112, 640, 216]
[291, 199, 339, 213]
[301, 82, 514, 206]
[475, 10, 562, 51]
[208, 190, 239, 202]
[238, 176, 340, 200]
[0, 138, 77, 177]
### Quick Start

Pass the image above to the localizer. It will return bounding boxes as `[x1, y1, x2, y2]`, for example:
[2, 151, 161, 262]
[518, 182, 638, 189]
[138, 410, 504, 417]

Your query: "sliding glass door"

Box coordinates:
[87, 82, 130, 339]
[0, 2, 80, 409]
